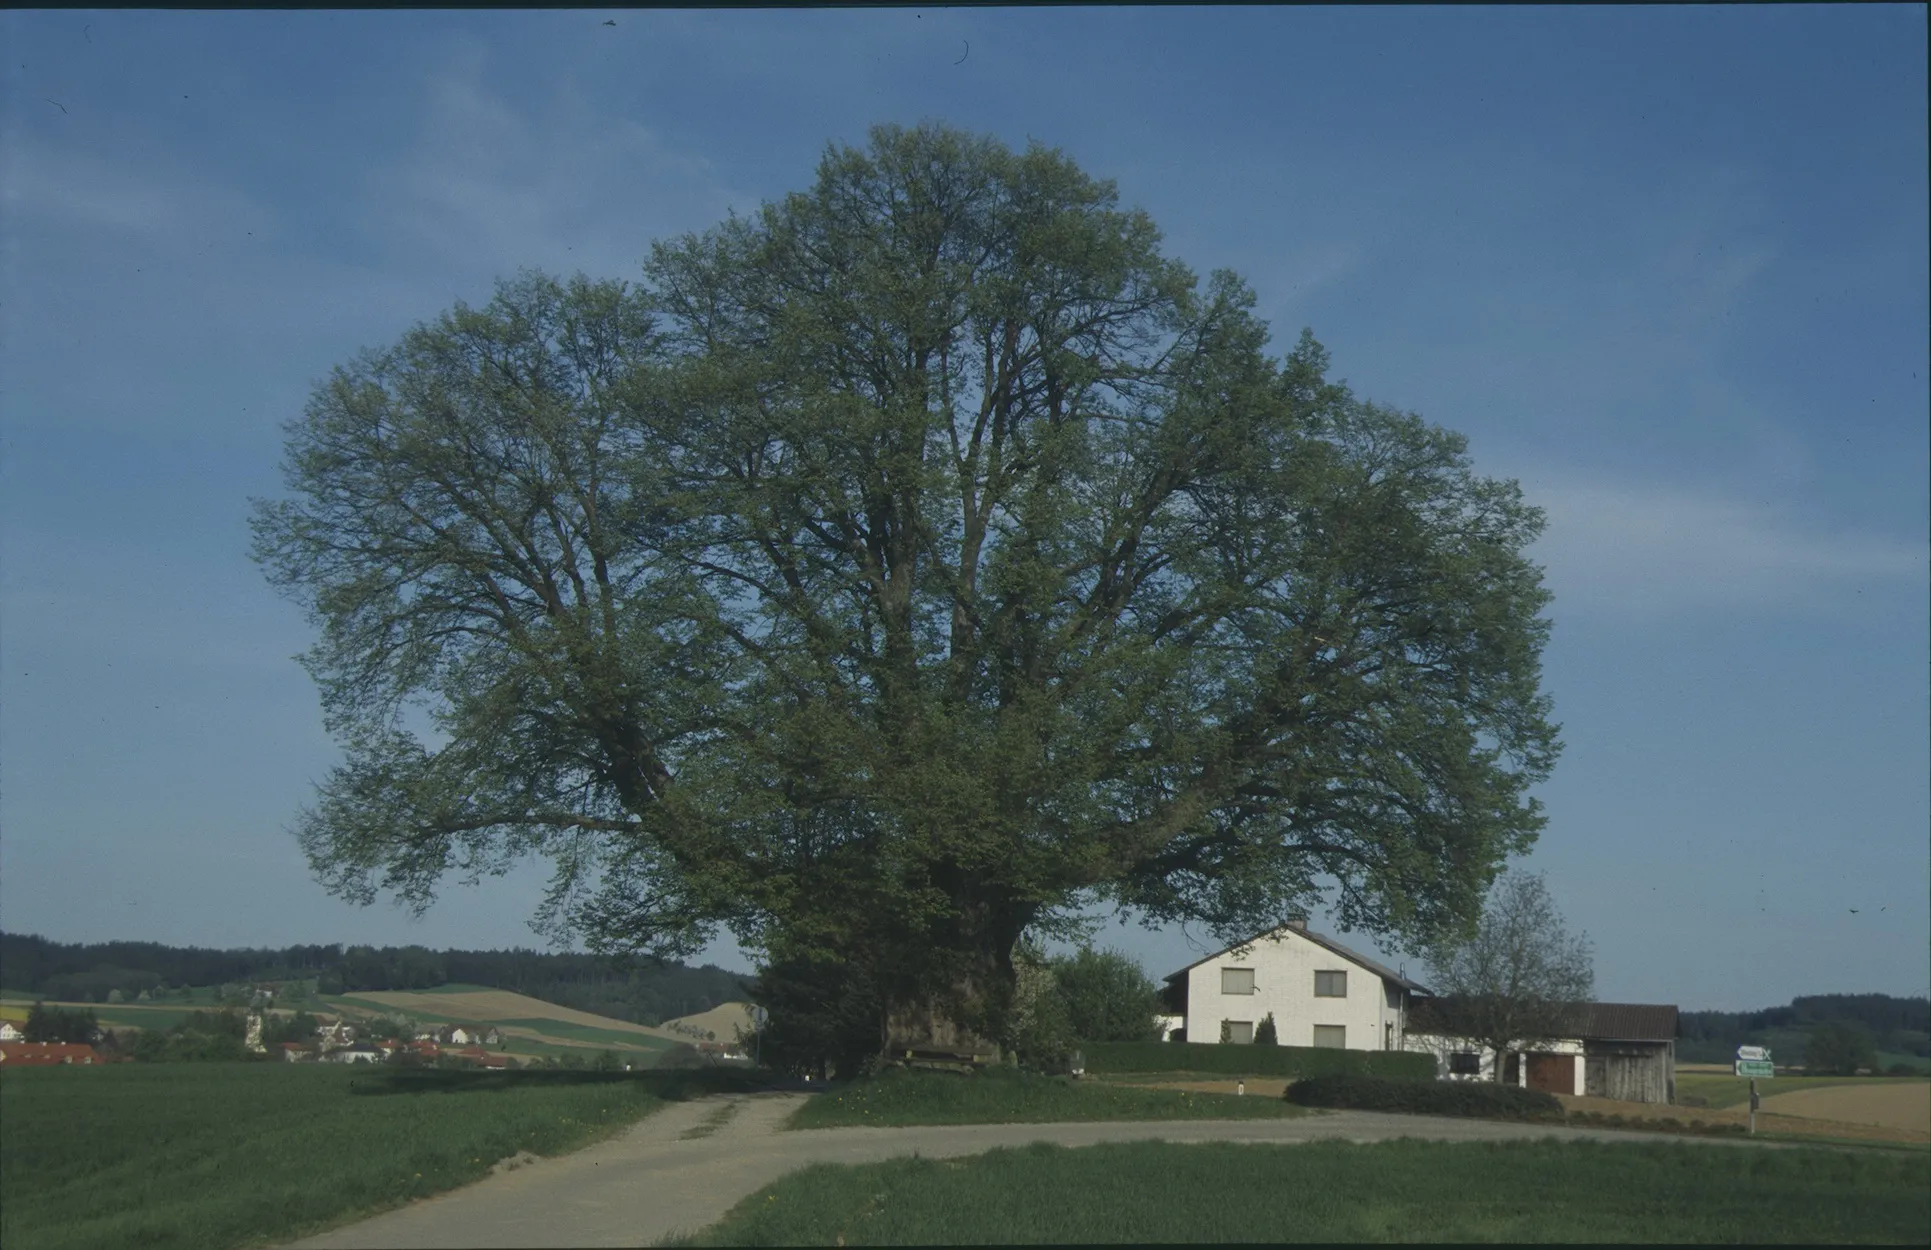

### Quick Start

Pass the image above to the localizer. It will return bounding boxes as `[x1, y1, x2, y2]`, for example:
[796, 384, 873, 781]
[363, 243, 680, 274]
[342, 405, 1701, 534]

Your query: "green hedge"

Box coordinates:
[1285, 1073, 1562, 1120]
[1081, 1041, 1436, 1081]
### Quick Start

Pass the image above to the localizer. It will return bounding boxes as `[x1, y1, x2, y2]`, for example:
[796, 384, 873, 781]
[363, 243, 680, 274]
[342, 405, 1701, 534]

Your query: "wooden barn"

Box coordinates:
[1578, 1003, 1678, 1103]
[1406, 1000, 1679, 1104]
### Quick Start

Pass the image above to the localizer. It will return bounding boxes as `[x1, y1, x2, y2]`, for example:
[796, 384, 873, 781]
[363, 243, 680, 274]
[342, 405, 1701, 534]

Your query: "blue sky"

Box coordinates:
[2, 7, 1924, 1010]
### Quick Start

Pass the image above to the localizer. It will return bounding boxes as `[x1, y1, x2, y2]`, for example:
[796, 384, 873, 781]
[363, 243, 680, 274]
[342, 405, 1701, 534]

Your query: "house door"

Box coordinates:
[1525, 1053, 1571, 1094]
[1503, 1052, 1520, 1085]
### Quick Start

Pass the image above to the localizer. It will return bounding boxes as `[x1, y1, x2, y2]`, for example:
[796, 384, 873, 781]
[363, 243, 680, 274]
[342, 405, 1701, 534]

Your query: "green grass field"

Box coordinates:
[669, 1137, 1931, 1245]
[786, 1067, 1309, 1130]
[1676, 1072, 1928, 1110]
[0, 1061, 761, 1250]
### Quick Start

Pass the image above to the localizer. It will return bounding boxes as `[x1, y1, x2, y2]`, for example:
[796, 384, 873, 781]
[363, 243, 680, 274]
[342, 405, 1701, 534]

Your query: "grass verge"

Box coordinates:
[668, 1137, 1931, 1245]
[0, 1061, 763, 1250]
[785, 1066, 1308, 1129]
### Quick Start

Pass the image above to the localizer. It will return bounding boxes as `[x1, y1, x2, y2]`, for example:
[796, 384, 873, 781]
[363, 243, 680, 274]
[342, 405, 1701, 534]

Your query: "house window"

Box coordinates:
[1221, 967, 1255, 995]
[1312, 1025, 1346, 1049]
[1450, 1052, 1482, 1075]
[1225, 1020, 1254, 1045]
[1314, 970, 1347, 997]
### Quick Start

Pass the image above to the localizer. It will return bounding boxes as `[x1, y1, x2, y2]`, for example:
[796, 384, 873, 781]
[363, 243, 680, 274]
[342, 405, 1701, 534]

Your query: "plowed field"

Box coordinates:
[1759, 1082, 1930, 1133]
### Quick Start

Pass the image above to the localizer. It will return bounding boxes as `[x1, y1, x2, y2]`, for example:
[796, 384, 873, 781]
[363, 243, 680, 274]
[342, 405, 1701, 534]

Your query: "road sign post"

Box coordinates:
[1748, 1078, 1759, 1134]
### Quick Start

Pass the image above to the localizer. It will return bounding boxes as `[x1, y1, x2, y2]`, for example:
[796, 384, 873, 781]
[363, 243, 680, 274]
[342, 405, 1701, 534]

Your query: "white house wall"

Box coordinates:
[1184, 930, 1406, 1050]
[1403, 1031, 1585, 1094]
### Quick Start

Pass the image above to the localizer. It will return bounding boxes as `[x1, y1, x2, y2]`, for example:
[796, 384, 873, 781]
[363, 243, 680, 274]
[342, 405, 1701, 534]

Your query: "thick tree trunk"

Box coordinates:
[880, 902, 1027, 1062]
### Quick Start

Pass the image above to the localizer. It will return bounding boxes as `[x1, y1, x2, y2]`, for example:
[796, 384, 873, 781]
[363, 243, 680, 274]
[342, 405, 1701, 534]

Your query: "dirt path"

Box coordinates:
[1758, 1082, 1931, 1133]
[283, 1093, 1806, 1249]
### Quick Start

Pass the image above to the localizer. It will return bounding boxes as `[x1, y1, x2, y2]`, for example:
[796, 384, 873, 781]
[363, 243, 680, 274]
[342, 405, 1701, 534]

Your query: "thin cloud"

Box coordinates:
[0, 137, 275, 243]
[361, 36, 749, 283]
[1527, 473, 1927, 619]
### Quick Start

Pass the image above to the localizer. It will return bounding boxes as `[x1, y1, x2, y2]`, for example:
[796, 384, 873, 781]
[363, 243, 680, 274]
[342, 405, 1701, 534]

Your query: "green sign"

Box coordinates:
[1735, 1059, 1774, 1078]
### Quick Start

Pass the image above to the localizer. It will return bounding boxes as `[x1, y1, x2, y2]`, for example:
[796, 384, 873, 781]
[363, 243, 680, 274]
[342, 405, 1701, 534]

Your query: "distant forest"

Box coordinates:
[1676, 993, 1929, 1065]
[0, 932, 752, 1027]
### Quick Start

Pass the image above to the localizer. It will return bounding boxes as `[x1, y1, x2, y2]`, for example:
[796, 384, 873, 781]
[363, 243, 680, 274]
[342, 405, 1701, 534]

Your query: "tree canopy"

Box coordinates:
[252, 122, 1560, 1059]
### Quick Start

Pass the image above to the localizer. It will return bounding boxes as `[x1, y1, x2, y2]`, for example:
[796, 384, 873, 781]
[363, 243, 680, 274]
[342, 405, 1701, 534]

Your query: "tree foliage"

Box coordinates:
[746, 945, 887, 1080]
[1255, 1012, 1279, 1046]
[253, 122, 1560, 1061]
[1421, 871, 1593, 1080]
[23, 1003, 100, 1045]
[1051, 947, 1163, 1043]
[1804, 1022, 1878, 1076]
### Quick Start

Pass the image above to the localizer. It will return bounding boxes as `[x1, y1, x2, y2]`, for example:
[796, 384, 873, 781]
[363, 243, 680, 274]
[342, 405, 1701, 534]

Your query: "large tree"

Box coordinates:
[1421, 870, 1594, 1080]
[252, 122, 1559, 1059]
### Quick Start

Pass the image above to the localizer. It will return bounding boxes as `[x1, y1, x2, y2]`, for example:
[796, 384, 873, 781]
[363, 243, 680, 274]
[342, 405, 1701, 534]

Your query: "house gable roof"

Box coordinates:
[1162, 923, 1432, 994]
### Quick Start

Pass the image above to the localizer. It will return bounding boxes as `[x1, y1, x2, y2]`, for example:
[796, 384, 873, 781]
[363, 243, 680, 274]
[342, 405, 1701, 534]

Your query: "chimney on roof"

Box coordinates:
[1285, 915, 1309, 932]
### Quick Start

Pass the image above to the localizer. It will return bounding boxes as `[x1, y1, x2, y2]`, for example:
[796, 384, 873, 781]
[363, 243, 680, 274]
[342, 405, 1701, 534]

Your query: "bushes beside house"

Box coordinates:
[1285, 1073, 1562, 1120]
[1083, 1041, 1435, 1081]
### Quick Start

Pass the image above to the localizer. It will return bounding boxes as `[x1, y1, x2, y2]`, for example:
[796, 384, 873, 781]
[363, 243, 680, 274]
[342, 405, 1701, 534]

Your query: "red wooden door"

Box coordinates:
[1525, 1052, 1571, 1093]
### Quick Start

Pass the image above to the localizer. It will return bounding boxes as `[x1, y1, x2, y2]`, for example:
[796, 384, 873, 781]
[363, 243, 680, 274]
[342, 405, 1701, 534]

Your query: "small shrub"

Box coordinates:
[1254, 1014, 1278, 1046]
[1284, 1074, 1562, 1121]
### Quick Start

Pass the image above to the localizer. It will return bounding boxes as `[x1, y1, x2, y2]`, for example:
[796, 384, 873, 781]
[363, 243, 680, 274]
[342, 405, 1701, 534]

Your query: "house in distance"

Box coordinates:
[1159, 917, 1430, 1051]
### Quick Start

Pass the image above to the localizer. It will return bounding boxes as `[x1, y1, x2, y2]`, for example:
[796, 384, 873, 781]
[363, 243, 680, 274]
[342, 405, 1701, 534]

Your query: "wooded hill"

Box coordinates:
[0, 932, 750, 1028]
[1676, 994, 1929, 1065]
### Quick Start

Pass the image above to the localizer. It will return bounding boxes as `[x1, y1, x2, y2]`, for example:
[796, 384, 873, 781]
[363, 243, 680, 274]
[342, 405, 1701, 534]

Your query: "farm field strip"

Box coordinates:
[668, 1137, 1931, 1246]
[1757, 1083, 1930, 1133]
[1555, 1093, 1928, 1145]
[1676, 1073, 1928, 1110]
[0, 1062, 762, 1250]
[661, 1002, 755, 1039]
[319, 988, 687, 1041]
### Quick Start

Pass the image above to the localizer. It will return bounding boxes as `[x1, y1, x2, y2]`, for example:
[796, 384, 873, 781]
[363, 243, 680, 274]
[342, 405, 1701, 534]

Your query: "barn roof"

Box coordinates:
[1162, 922, 1432, 994]
[1582, 1002, 1678, 1041]
[1408, 999, 1678, 1042]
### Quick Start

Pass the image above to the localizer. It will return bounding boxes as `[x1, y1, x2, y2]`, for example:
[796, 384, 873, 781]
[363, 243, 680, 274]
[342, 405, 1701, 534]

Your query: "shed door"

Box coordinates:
[1525, 1053, 1571, 1094]
[1584, 1056, 1607, 1097]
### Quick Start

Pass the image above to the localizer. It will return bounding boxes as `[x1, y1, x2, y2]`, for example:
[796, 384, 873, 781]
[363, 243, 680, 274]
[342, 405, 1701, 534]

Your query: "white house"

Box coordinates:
[1161, 917, 1430, 1051]
[322, 1045, 384, 1064]
[315, 1022, 357, 1051]
[0, 1022, 24, 1042]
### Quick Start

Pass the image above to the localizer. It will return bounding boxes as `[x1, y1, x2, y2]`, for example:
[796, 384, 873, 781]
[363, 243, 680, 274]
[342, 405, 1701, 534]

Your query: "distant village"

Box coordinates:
[0, 981, 750, 1070]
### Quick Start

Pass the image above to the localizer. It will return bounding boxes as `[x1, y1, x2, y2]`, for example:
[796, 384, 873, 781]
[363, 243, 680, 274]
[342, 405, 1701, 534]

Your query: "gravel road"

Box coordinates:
[284, 1090, 1792, 1249]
